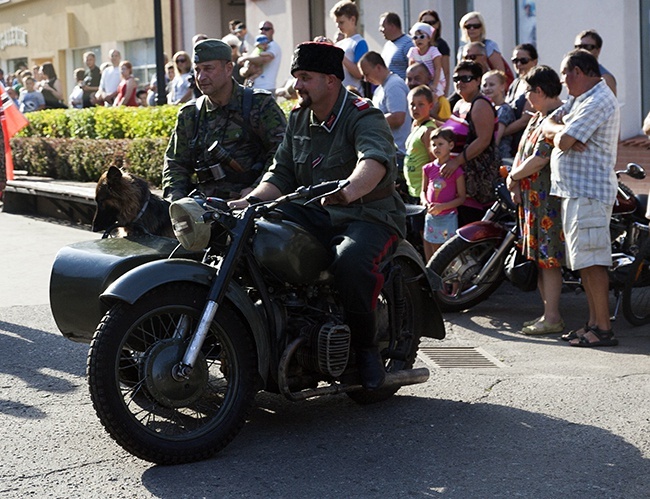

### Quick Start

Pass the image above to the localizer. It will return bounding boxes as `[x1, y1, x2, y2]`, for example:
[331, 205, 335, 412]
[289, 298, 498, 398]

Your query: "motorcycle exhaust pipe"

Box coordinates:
[282, 367, 430, 402]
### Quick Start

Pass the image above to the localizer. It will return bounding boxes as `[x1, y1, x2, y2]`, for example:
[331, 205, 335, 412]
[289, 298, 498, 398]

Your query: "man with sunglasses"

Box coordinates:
[237, 21, 281, 93]
[574, 29, 616, 95]
[462, 42, 490, 73]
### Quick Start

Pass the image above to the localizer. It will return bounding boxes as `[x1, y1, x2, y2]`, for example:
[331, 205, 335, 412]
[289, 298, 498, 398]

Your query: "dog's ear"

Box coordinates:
[106, 166, 123, 185]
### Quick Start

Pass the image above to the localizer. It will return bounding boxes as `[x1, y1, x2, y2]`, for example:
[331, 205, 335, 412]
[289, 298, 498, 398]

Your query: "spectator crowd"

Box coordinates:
[0, 1, 630, 347]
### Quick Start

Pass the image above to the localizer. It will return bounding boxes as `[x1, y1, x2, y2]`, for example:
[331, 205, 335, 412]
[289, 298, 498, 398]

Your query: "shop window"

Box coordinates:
[124, 38, 156, 89]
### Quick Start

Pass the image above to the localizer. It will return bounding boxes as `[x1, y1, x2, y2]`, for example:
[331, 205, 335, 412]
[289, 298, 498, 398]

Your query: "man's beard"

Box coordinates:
[298, 92, 312, 108]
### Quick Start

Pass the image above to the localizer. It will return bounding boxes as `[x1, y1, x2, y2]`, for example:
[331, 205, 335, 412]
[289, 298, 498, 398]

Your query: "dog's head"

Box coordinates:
[92, 166, 140, 232]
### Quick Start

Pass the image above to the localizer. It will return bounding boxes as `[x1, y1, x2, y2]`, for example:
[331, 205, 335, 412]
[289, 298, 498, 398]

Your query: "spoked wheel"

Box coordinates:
[427, 236, 506, 312]
[87, 283, 257, 464]
[622, 242, 650, 326]
[347, 259, 425, 405]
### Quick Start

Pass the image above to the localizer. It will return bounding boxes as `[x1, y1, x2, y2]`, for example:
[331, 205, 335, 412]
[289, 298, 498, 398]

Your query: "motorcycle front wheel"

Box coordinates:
[622, 240, 650, 326]
[427, 236, 506, 313]
[87, 283, 257, 465]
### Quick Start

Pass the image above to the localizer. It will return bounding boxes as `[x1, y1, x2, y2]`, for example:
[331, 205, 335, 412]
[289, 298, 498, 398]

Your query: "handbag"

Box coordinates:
[463, 96, 502, 204]
[504, 245, 538, 292]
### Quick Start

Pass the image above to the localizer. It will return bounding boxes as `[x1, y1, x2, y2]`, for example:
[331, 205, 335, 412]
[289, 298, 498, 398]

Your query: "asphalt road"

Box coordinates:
[1, 211, 649, 498]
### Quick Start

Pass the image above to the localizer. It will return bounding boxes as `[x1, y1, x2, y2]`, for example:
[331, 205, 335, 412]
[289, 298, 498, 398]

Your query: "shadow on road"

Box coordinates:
[141, 391, 648, 498]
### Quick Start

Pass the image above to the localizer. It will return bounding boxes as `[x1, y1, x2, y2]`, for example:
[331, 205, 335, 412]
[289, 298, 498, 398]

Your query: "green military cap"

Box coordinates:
[193, 39, 232, 64]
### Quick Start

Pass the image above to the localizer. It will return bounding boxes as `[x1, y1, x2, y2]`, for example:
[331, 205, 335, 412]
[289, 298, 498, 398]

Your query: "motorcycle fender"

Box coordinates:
[392, 242, 446, 340]
[457, 221, 507, 243]
[102, 259, 270, 382]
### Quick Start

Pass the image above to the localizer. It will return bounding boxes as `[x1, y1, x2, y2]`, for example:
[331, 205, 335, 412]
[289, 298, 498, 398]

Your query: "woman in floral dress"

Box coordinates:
[506, 65, 565, 335]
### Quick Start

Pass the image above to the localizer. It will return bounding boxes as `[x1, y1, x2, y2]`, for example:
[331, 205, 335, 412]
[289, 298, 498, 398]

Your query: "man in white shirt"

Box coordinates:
[237, 21, 281, 93]
[95, 49, 122, 106]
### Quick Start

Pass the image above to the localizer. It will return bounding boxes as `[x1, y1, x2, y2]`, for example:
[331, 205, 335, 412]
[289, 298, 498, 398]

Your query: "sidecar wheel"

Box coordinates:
[87, 282, 257, 465]
[347, 259, 424, 405]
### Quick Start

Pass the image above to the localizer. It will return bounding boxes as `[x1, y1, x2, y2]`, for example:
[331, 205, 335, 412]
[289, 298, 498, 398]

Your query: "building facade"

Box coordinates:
[0, 0, 647, 139]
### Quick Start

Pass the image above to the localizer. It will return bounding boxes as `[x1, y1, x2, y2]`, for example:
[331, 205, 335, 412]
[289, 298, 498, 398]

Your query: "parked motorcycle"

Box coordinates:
[427, 162, 648, 314]
[50, 180, 445, 464]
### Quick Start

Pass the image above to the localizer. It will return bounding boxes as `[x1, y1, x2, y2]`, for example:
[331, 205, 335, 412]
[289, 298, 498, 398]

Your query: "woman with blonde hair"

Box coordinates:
[456, 12, 506, 73]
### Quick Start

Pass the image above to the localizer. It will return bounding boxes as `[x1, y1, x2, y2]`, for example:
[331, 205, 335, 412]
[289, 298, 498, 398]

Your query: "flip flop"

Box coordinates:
[522, 319, 565, 335]
[569, 326, 618, 347]
[523, 315, 543, 328]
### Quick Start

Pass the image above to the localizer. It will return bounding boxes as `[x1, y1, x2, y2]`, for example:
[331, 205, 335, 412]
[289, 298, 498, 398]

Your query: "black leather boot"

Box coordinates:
[347, 311, 386, 390]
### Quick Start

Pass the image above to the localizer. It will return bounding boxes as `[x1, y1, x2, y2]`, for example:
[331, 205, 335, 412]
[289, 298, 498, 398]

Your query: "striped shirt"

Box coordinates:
[549, 80, 620, 205]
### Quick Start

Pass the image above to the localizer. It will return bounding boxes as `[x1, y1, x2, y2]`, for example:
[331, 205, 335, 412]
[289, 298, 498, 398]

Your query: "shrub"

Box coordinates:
[17, 105, 178, 140]
[10, 136, 168, 187]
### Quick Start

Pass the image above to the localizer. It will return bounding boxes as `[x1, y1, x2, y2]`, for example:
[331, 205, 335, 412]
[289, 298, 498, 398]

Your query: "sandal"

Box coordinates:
[523, 316, 543, 328]
[522, 319, 564, 335]
[561, 322, 589, 342]
[569, 326, 618, 347]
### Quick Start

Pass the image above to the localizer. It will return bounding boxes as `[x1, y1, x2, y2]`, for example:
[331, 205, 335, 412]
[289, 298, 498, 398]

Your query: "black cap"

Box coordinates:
[290, 42, 344, 80]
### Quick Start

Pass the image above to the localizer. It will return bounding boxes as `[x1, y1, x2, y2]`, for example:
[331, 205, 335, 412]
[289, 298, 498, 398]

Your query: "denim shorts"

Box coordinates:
[424, 212, 458, 244]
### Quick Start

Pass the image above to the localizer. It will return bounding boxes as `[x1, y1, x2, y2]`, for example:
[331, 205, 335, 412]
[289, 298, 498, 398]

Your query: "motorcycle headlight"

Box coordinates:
[169, 198, 211, 251]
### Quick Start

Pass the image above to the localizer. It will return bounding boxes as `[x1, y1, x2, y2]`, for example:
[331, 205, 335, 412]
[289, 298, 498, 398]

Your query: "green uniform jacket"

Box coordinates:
[163, 79, 287, 201]
[262, 86, 406, 237]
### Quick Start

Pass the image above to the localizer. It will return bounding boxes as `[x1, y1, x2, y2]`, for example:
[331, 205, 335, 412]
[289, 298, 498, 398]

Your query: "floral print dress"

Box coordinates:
[515, 112, 565, 269]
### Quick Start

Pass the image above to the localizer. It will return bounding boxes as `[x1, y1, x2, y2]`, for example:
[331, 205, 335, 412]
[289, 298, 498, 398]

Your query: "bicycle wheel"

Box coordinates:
[622, 240, 650, 326]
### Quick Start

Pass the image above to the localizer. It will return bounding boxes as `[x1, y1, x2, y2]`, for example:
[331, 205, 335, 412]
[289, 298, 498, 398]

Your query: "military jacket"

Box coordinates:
[163, 79, 287, 201]
[262, 86, 406, 237]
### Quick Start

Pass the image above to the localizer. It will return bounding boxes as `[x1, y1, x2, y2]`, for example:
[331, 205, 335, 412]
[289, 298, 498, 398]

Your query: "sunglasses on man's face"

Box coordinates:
[574, 43, 597, 51]
[511, 57, 531, 65]
[464, 23, 482, 30]
[453, 74, 475, 83]
[260, 26, 273, 31]
[464, 54, 481, 61]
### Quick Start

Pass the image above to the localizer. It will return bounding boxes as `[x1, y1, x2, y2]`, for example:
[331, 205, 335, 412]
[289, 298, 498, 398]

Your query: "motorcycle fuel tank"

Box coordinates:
[252, 219, 332, 285]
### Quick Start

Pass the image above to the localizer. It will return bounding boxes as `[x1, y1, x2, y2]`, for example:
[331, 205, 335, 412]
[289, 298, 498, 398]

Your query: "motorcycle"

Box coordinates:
[50, 180, 445, 465]
[427, 162, 648, 314]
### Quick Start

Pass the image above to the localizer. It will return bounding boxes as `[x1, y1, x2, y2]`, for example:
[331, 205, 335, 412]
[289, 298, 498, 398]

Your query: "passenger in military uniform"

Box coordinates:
[163, 39, 287, 201]
[230, 42, 406, 390]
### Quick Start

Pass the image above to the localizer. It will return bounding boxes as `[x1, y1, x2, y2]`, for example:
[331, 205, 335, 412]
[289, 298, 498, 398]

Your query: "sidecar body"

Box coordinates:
[50, 235, 195, 343]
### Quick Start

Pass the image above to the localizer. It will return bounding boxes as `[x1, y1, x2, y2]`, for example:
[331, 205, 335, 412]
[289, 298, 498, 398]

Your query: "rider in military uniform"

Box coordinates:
[163, 39, 287, 201]
[230, 42, 406, 390]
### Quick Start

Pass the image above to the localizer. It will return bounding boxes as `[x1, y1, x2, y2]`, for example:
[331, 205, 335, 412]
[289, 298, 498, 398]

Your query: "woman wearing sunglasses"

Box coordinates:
[169, 51, 193, 105]
[439, 61, 501, 225]
[456, 11, 505, 74]
[503, 43, 539, 157]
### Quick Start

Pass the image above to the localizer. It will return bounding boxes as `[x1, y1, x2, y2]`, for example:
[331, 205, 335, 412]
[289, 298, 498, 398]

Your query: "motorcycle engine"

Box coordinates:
[295, 322, 351, 378]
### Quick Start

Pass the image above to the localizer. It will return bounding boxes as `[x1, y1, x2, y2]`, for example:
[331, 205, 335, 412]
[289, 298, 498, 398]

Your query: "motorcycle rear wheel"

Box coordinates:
[427, 236, 506, 313]
[87, 282, 257, 464]
[347, 259, 425, 405]
[622, 240, 650, 326]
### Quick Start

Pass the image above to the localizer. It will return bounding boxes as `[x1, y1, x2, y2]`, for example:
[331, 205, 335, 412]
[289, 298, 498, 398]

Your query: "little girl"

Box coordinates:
[421, 128, 466, 261]
[407, 22, 445, 98]
[481, 69, 516, 159]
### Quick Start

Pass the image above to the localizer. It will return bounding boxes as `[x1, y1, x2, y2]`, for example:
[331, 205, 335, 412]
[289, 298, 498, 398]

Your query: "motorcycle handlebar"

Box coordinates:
[296, 180, 350, 200]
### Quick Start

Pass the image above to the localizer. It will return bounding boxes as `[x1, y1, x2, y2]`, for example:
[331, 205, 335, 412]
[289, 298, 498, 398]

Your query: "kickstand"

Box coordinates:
[611, 289, 621, 321]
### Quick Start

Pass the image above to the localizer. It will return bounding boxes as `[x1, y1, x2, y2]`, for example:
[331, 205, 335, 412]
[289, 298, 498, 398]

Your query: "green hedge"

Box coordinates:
[12, 137, 168, 186]
[12, 101, 295, 186]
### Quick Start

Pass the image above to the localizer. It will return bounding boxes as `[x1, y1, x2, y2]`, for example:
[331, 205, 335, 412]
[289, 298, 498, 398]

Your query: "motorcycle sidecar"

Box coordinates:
[50, 235, 197, 343]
